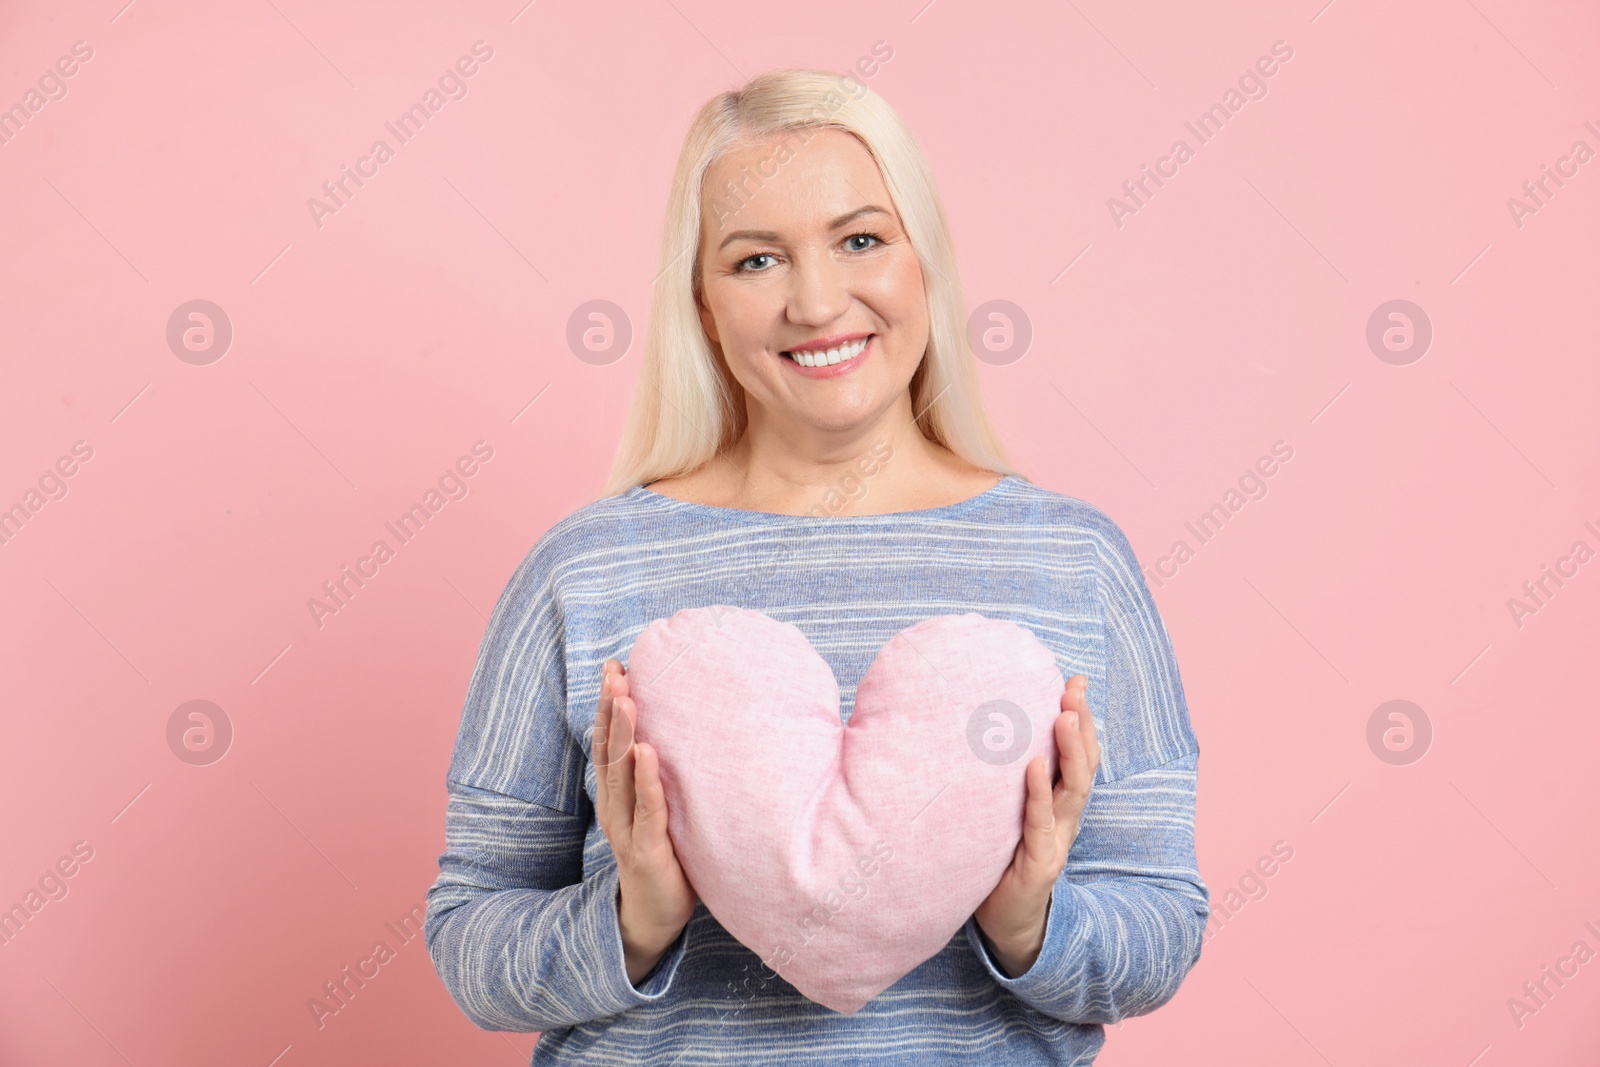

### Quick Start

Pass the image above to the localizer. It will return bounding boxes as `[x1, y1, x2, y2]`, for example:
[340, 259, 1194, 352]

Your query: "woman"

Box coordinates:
[425, 68, 1207, 1064]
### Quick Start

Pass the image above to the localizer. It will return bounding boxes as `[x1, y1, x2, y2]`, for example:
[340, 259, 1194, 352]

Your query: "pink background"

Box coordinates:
[2, 1, 1597, 1064]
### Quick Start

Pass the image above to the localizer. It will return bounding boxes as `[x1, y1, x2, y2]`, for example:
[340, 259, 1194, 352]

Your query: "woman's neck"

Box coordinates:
[649, 405, 1000, 516]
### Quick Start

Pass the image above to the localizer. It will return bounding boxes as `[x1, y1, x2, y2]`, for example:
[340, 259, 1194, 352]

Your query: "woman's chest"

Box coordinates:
[558, 529, 1102, 742]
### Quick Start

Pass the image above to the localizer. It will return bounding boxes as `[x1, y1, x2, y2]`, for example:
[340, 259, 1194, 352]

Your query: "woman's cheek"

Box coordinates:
[706, 288, 771, 370]
[862, 253, 927, 332]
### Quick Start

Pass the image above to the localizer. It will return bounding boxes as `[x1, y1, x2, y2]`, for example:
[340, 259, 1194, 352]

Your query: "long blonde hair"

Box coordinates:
[601, 68, 1020, 497]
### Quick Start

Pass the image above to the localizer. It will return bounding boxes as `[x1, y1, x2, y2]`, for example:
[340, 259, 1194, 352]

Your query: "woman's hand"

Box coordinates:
[973, 673, 1100, 978]
[593, 659, 699, 985]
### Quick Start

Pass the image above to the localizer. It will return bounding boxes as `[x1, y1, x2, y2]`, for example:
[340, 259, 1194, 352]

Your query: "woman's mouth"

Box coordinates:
[780, 335, 873, 376]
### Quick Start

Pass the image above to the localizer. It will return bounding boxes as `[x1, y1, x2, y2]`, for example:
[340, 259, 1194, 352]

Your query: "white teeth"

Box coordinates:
[790, 337, 869, 368]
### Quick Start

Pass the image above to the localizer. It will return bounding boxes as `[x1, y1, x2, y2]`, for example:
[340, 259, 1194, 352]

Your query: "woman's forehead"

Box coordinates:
[701, 132, 894, 239]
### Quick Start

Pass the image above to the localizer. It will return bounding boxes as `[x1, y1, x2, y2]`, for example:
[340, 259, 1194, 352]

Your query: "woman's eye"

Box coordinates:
[735, 233, 881, 273]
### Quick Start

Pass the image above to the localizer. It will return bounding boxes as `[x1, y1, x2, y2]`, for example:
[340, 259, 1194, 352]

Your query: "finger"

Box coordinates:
[1057, 675, 1094, 774]
[1061, 674, 1088, 714]
[1056, 675, 1090, 790]
[596, 670, 635, 771]
[599, 659, 627, 714]
[1061, 675, 1101, 781]
[595, 662, 620, 758]
[1052, 703, 1092, 830]
[1079, 693, 1101, 774]
[609, 694, 640, 832]
[632, 742, 672, 850]
[594, 671, 614, 816]
[1018, 754, 1058, 868]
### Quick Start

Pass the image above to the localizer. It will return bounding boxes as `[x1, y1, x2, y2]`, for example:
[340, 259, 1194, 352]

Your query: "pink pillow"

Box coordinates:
[627, 606, 1065, 1014]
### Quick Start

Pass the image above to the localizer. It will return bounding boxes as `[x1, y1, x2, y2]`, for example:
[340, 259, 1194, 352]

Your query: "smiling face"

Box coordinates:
[694, 127, 930, 440]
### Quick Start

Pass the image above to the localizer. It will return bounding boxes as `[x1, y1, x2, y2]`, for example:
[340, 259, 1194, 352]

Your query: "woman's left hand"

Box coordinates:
[973, 673, 1100, 978]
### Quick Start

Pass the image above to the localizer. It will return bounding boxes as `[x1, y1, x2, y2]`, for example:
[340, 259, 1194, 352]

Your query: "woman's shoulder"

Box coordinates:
[545, 485, 655, 538]
[510, 487, 658, 570]
[991, 477, 1141, 562]
[477, 488, 659, 616]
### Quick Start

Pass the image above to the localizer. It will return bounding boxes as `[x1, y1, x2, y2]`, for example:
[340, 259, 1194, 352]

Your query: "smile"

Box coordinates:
[781, 335, 872, 369]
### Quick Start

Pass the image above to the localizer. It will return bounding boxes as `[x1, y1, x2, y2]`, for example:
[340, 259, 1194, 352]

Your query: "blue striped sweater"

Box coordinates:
[424, 474, 1208, 1065]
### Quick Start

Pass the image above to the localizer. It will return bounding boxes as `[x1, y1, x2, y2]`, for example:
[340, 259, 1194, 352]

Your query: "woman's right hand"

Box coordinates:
[593, 658, 698, 985]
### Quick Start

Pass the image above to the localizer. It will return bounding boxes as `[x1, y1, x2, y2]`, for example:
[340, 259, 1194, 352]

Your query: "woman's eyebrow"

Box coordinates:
[716, 205, 892, 252]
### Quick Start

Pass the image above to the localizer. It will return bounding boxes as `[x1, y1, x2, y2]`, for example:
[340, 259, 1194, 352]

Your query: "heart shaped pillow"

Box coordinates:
[625, 606, 1065, 1014]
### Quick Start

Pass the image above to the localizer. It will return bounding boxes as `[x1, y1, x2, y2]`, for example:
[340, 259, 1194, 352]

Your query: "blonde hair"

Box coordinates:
[601, 68, 1021, 497]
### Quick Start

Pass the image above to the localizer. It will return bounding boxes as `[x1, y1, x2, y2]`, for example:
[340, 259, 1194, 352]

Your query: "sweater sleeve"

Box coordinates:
[423, 531, 691, 1031]
[962, 751, 1206, 1022]
[423, 783, 692, 1031]
[962, 511, 1209, 1022]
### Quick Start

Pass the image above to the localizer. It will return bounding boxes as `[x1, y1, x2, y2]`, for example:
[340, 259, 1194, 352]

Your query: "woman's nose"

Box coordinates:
[784, 253, 852, 326]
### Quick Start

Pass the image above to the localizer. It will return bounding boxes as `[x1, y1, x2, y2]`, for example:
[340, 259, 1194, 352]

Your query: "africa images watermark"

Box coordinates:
[1107, 39, 1295, 228]
[306, 901, 427, 1029]
[0, 440, 95, 549]
[306, 41, 495, 229]
[1505, 917, 1600, 1031]
[807, 439, 894, 518]
[1504, 518, 1600, 631]
[705, 839, 895, 1027]
[1202, 839, 1294, 944]
[0, 40, 94, 148]
[761, 838, 894, 976]
[1505, 120, 1600, 231]
[703, 41, 894, 227]
[305, 441, 494, 629]
[0, 841, 96, 949]
[1142, 439, 1295, 590]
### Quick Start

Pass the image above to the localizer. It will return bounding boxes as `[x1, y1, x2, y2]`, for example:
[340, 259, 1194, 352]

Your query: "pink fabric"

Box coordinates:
[626, 606, 1065, 1014]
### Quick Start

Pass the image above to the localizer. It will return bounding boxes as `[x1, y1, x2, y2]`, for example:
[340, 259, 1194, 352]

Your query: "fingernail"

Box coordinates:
[1069, 711, 1079, 729]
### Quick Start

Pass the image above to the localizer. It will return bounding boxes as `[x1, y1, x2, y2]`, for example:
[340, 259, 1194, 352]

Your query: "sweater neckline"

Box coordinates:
[625, 474, 1017, 523]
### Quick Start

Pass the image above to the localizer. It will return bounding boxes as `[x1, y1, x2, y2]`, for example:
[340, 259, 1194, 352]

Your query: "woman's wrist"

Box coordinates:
[622, 939, 668, 987]
[980, 921, 1046, 978]
[985, 927, 1049, 979]
[976, 891, 1051, 978]
[617, 883, 686, 986]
